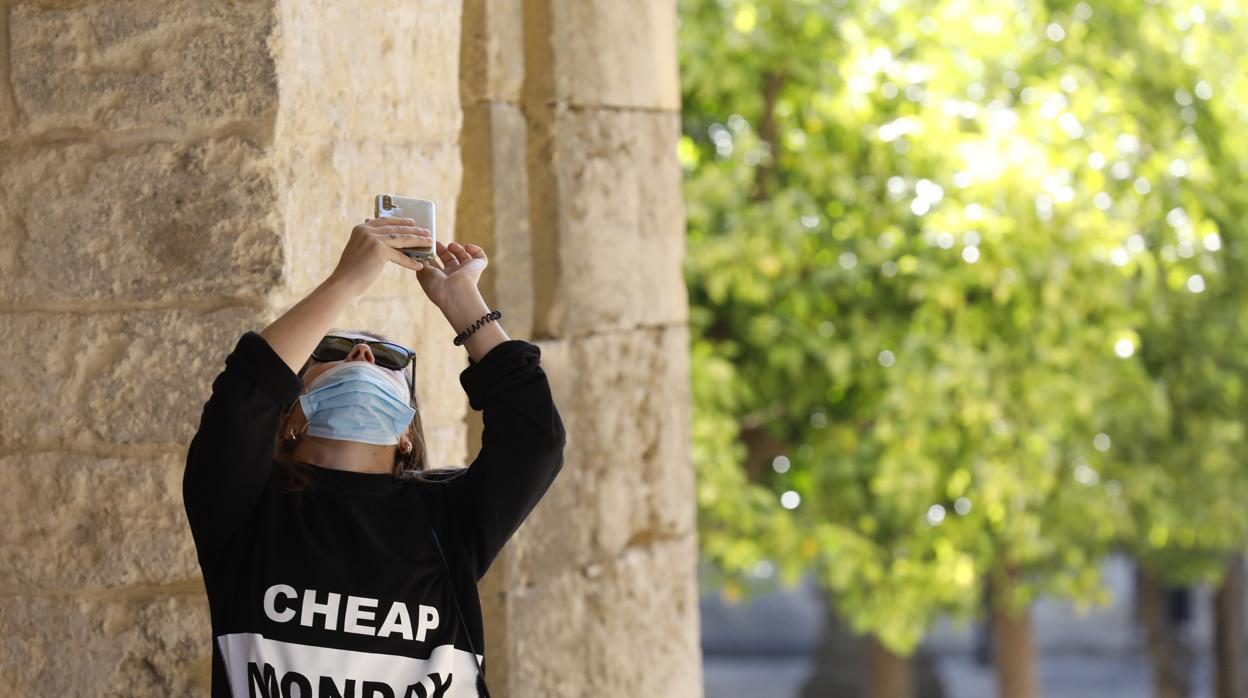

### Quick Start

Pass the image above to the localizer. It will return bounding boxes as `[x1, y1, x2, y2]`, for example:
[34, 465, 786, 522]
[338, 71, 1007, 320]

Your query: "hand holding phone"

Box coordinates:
[375, 194, 437, 263]
[328, 216, 430, 298]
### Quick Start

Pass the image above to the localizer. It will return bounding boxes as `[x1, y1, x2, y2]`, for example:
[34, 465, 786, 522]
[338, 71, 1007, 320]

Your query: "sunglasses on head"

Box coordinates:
[312, 334, 415, 370]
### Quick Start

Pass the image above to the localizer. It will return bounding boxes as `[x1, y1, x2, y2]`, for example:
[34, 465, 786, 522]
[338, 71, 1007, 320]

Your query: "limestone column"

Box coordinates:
[457, 0, 532, 691]
[0, 1, 464, 693]
[458, 0, 703, 695]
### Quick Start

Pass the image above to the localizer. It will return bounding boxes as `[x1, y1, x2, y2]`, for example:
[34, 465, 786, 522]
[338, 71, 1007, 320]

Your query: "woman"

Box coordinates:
[183, 216, 566, 698]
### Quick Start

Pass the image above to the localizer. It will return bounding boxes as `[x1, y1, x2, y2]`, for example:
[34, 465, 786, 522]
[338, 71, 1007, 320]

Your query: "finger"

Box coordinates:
[378, 232, 434, 249]
[367, 217, 417, 228]
[385, 247, 424, 272]
[435, 240, 458, 268]
[417, 245, 446, 271]
[447, 242, 472, 265]
[463, 243, 486, 258]
[366, 224, 421, 238]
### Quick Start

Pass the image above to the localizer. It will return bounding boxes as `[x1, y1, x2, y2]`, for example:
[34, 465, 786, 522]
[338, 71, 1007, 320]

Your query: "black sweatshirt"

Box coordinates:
[182, 331, 566, 698]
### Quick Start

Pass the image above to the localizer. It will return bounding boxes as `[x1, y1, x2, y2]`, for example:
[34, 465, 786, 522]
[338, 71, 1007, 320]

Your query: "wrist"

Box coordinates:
[438, 285, 490, 330]
[322, 272, 363, 300]
[437, 285, 508, 355]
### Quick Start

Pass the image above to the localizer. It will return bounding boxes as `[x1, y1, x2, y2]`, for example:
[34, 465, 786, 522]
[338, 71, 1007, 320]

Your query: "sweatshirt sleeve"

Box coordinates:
[441, 339, 567, 581]
[183, 331, 305, 563]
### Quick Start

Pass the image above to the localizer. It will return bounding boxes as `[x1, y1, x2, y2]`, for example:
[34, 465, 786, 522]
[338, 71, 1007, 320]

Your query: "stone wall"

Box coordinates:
[0, 0, 698, 694]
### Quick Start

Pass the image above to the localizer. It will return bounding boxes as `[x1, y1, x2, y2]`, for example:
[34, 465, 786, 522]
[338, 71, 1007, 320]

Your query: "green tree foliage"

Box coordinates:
[681, 0, 1248, 653]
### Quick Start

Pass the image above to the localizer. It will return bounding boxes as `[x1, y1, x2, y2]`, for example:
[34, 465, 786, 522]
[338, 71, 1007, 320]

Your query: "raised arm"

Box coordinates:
[438, 335, 568, 582]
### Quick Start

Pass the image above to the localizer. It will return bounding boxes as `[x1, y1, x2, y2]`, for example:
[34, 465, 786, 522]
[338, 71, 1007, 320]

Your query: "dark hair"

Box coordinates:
[272, 327, 453, 492]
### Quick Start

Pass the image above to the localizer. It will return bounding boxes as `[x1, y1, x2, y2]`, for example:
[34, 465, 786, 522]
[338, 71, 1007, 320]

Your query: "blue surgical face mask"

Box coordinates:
[298, 361, 417, 446]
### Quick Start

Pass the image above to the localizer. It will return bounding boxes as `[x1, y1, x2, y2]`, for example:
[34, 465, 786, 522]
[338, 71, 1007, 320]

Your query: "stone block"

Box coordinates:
[0, 9, 16, 141]
[477, 560, 513, 695]
[10, 1, 277, 134]
[530, 0, 680, 110]
[531, 106, 688, 337]
[458, 101, 533, 338]
[0, 593, 212, 696]
[273, 0, 462, 145]
[496, 325, 696, 584]
[507, 535, 702, 697]
[0, 306, 272, 448]
[270, 139, 461, 305]
[0, 452, 197, 589]
[0, 136, 282, 304]
[461, 0, 525, 104]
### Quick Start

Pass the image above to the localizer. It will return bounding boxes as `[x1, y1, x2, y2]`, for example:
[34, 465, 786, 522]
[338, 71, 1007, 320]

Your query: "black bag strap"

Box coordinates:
[414, 489, 492, 697]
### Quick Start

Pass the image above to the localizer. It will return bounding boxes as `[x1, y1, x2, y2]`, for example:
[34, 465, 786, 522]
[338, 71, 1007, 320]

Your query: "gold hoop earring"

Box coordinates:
[287, 424, 306, 442]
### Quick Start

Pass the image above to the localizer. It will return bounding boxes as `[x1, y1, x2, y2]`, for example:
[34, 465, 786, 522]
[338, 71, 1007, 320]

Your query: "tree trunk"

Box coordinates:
[800, 590, 946, 698]
[1138, 567, 1192, 698]
[749, 69, 786, 202]
[1216, 555, 1248, 698]
[991, 601, 1038, 698]
[739, 422, 790, 483]
[867, 635, 912, 698]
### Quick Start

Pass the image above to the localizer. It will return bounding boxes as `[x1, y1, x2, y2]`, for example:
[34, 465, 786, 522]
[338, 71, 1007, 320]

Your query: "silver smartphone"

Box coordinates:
[374, 194, 436, 262]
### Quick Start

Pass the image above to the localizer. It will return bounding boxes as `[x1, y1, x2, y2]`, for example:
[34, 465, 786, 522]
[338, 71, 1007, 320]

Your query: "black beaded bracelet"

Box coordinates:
[454, 309, 502, 346]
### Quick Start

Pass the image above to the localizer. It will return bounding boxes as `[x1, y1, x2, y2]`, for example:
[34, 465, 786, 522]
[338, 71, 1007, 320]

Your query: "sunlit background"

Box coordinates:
[679, 0, 1248, 696]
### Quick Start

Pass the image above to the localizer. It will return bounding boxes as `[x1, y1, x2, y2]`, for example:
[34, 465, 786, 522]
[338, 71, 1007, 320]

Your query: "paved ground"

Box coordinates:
[931, 651, 1213, 698]
[703, 656, 811, 698]
[702, 556, 1219, 698]
[703, 651, 1214, 698]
